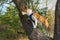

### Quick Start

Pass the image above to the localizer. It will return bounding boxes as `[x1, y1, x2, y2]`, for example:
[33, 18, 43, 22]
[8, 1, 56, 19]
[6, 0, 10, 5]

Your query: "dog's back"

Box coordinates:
[33, 13, 49, 29]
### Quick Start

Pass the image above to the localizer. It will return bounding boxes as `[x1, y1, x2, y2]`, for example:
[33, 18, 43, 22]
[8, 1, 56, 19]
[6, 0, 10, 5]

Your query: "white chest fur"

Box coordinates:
[27, 9, 32, 16]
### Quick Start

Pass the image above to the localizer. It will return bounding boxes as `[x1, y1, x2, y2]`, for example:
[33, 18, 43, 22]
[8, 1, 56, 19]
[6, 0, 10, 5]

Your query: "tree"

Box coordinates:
[12, 0, 34, 39]
[0, 0, 50, 40]
[12, 0, 49, 40]
[54, 0, 60, 40]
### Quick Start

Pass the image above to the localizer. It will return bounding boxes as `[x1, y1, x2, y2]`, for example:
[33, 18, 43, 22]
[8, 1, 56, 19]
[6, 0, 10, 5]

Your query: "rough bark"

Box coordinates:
[54, 0, 60, 40]
[29, 28, 49, 40]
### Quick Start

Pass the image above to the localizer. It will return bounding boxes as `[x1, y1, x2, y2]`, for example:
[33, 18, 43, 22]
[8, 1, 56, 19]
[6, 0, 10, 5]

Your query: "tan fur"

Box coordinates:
[33, 13, 49, 28]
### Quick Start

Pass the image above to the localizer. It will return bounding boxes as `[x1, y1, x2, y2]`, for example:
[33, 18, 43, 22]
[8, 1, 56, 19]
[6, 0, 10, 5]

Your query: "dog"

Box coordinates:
[22, 7, 49, 29]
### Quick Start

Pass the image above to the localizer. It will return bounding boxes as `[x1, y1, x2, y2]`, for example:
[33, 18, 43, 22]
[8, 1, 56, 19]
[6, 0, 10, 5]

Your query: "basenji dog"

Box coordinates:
[22, 7, 48, 29]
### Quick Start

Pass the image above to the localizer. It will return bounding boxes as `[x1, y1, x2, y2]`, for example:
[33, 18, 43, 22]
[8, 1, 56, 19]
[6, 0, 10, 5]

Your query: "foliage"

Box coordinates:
[0, 0, 48, 36]
[0, 0, 55, 40]
[0, 5, 25, 38]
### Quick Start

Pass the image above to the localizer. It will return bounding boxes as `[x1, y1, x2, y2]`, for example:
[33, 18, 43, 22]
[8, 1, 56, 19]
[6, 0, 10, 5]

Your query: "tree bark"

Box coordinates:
[54, 0, 60, 40]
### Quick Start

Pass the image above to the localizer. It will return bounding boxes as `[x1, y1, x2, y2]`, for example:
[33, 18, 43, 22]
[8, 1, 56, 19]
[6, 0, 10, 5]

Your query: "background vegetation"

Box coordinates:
[0, 0, 55, 40]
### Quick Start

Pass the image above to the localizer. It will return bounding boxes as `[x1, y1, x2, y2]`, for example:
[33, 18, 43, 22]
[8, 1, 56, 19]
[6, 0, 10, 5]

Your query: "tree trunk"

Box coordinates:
[12, 0, 49, 40]
[54, 0, 60, 40]
[13, 0, 33, 36]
